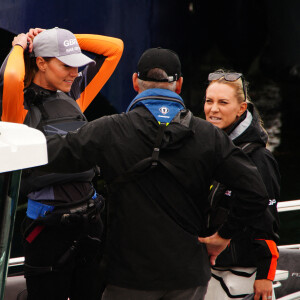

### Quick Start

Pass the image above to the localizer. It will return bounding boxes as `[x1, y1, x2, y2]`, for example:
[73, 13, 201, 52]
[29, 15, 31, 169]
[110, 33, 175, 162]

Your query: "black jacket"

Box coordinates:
[43, 89, 270, 290]
[209, 103, 280, 280]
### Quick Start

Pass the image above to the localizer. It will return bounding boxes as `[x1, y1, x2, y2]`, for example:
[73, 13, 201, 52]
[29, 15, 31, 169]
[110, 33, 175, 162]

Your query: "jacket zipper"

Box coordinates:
[207, 182, 220, 228]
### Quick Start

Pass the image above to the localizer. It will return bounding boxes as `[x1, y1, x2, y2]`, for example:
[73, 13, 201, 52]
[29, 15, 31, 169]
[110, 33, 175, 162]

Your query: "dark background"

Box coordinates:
[0, 0, 299, 253]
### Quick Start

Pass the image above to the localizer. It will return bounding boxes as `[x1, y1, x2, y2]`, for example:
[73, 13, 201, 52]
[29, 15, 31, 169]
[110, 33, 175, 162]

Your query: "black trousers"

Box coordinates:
[101, 285, 208, 300]
[23, 216, 104, 300]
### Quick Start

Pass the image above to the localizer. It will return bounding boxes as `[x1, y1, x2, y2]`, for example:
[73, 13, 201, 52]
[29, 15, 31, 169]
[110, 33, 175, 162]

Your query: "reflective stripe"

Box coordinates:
[256, 239, 279, 280]
[265, 240, 279, 280]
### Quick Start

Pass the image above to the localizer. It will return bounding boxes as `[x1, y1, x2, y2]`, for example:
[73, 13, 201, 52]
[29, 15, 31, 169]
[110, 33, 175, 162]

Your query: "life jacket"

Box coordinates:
[20, 85, 95, 197]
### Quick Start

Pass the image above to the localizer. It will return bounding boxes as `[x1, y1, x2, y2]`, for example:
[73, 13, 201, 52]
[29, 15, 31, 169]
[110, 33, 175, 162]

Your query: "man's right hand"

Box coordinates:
[198, 232, 230, 265]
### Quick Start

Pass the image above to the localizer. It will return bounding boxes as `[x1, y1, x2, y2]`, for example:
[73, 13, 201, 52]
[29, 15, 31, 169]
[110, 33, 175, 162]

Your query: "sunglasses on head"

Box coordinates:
[208, 71, 247, 101]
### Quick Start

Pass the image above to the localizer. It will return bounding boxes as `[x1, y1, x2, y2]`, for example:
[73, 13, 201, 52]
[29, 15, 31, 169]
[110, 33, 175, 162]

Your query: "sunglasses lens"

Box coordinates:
[208, 72, 246, 100]
[224, 73, 242, 81]
[208, 72, 224, 81]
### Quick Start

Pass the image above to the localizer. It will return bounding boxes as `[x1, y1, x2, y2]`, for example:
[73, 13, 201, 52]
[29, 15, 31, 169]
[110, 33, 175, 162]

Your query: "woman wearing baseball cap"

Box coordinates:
[0, 27, 123, 300]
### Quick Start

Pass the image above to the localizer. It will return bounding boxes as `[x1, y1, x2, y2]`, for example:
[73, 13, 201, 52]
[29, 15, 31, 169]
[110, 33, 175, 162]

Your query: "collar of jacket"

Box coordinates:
[126, 88, 185, 124]
[228, 109, 253, 140]
[227, 102, 268, 146]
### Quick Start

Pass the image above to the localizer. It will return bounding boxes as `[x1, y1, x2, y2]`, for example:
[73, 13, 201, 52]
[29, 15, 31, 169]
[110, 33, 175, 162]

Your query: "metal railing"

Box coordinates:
[7, 257, 24, 268]
[277, 200, 300, 213]
[275, 200, 300, 300]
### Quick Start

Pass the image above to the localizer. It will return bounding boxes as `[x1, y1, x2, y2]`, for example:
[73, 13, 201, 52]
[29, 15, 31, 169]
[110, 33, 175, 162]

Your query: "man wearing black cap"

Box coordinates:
[43, 47, 270, 300]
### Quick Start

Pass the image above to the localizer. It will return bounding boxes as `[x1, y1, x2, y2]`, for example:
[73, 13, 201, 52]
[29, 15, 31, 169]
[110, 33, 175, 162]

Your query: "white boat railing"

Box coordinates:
[277, 200, 300, 213]
[278, 244, 300, 250]
[7, 257, 24, 267]
[277, 291, 300, 300]
[272, 199, 300, 300]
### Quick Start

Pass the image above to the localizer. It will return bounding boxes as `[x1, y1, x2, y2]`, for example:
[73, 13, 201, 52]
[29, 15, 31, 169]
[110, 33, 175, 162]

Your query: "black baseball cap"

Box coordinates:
[137, 47, 181, 82]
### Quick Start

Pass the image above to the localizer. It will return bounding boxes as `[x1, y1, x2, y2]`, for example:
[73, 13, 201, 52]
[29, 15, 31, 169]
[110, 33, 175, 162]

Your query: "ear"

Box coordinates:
[175, 77, 183, 94]
[238, 101, 247, 117]
[132, 73, 140, 93]
[36, 57, 47, 72]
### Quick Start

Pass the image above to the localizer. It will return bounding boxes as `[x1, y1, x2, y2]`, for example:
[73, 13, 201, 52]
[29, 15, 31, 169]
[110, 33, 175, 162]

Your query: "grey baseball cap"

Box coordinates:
[32, 27, 95, 67]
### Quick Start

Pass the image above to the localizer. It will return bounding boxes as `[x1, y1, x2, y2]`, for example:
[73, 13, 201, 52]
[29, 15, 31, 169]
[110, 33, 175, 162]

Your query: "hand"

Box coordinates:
[198, 232, 230, 265]
[26, 28, 45, 53]
[253, 279, 273, 300]
[12, 33, 29, 50]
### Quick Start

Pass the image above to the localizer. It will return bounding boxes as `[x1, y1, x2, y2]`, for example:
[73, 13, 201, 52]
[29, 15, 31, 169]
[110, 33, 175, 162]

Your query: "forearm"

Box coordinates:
[75, 34, 124, 60]
[43, 117, 110, 173]
[1, 46, 27, 123]
[75, 34, 124, 112]
[255, 239, 279, 280]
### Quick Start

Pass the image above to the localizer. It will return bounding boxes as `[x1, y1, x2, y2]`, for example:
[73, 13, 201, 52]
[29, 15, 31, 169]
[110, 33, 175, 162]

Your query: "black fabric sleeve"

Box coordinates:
[211, 131, 269, 238]
[43, 116, 112, 173]
[249, 148, 280, 280]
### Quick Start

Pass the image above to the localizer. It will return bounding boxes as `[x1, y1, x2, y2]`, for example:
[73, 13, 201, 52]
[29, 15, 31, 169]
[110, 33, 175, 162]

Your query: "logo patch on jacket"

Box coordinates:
[224, 190, 232, 196]
[159, 106, 169, 115]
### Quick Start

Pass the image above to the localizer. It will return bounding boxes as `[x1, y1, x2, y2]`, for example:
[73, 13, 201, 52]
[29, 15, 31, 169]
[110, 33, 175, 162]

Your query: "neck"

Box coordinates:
[33, 72, 57, 91]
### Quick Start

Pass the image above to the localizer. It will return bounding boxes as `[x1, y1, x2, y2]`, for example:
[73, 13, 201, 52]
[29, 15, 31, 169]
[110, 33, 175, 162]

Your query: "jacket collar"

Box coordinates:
[228, 110, 253, 140]
[126, 88, 185, 124]
[227, 102, 268, 146]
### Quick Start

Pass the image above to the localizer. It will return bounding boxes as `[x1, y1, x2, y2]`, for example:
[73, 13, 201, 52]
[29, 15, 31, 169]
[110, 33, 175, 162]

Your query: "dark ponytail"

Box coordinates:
[24, 53, 38, 88]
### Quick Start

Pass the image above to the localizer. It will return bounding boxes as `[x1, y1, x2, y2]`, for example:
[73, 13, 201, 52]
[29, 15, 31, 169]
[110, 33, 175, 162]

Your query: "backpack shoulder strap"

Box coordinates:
[110, 122, 192, 191]
[111, 124, 167, 186]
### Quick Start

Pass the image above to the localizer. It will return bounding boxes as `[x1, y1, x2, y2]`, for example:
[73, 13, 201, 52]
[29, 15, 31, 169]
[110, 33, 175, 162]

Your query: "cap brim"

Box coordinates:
[56, 53, 95, 67]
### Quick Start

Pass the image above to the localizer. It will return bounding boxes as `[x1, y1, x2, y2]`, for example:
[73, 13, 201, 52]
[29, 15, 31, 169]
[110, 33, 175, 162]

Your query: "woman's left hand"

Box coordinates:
[12, 33, 28, 50]
[253, 279, 273, 300]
